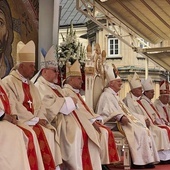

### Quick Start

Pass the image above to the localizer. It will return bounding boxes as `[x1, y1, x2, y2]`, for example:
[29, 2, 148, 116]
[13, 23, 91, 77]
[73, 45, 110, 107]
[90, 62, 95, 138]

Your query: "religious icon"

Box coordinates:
[0, 0, 14, 78]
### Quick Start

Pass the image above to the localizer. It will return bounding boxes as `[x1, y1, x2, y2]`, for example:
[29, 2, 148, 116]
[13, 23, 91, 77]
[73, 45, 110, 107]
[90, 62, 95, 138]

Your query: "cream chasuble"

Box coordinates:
[96, 87, 160, 165]
[2, 70, 62, 169]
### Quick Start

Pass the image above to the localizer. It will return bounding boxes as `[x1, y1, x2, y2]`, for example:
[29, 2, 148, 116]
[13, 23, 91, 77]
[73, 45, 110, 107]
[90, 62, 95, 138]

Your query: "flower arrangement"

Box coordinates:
[57, 21, 86, 88]
[57, 21, 86, 65]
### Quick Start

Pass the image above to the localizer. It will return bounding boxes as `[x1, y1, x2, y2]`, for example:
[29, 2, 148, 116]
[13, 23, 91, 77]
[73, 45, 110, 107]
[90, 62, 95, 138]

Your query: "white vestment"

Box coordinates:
[154, 98, 170, 123]
[62, 84, 119, 169]
[35, 77, 110, 170]
[123, 92, 170, 159]
[96, 87, 160, 165]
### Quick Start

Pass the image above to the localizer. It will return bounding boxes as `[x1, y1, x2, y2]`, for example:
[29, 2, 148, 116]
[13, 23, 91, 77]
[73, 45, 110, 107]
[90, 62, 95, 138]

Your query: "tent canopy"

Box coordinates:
[95, 0, 170, 71]
[96, 0, 170, 44]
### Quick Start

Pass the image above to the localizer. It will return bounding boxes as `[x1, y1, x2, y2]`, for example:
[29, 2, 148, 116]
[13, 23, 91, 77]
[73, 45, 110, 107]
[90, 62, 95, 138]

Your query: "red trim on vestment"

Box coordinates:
[52, 88, 93, 170]
[73, 110, 93, 170]
[137, 100, 154, 124]
[33, 124, 56, 170]
[22, 83, 34, 114]
[76, 93, 119, 163]
[137, 100, 170, 141]
[0, 85, 11, 114]
[98, 122, 119, 162]
[0, 85, 39, 170]
[18, 125, 39, 170]
[163, 106, 170, 122]
[22, 83, 56, 170]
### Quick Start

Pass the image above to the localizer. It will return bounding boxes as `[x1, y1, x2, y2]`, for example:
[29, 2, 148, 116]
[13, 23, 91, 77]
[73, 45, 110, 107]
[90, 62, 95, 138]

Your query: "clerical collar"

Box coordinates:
[159, 100, 166, 107]
[16, 70, 28, 84]
[130, 92, 141, 100]
[72, 88, 80, 94]
[108, 87, 118, 96]
[48, 82, 57, 89]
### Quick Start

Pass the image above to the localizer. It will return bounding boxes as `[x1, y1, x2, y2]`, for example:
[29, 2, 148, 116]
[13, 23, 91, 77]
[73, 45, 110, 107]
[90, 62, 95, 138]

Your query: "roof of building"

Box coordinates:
[60, 0, 88, 27]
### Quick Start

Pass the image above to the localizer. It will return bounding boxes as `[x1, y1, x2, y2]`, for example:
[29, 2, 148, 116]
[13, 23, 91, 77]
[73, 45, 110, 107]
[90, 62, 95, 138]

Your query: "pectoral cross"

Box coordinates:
[27, 100, 32, 108]
[0, 92, 5, 100]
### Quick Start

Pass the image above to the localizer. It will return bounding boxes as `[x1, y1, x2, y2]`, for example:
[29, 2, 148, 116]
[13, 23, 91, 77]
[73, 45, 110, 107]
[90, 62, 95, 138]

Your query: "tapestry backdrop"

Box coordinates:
[0, 0, 38, 78]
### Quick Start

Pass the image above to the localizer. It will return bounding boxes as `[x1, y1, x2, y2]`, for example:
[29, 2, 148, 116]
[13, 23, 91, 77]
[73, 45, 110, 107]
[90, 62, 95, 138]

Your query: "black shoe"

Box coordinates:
[102, 165, 110, 170]
[159, 160, 170, 164]
[144, 163, 155, 169]
[131, 164, 144, 169]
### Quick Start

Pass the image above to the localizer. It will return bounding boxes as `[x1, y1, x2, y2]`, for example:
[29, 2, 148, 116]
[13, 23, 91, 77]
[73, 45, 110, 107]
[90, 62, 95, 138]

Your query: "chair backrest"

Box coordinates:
[93, 75, 104, 111]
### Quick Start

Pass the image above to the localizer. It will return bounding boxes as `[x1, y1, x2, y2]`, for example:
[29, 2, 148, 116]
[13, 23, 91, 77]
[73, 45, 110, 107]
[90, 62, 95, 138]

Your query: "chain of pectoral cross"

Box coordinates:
[114, 94, 149, 131]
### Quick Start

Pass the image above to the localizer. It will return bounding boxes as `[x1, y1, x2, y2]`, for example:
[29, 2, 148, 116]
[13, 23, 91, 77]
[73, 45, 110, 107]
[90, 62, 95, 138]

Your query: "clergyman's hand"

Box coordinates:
[3, 114, 17, 125]
[120, 116, 129, 126]
[93, 121, 101, 133]
[145, 118, 150, 128]
[38, 119, 48, 127]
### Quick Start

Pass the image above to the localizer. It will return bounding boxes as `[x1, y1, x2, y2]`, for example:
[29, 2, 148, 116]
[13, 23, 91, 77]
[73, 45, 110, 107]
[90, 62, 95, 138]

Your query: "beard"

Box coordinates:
[0, 34, 7, 54]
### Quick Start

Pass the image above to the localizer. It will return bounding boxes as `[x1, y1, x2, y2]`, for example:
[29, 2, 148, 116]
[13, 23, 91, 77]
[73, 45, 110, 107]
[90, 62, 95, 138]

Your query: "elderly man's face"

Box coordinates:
[0, 10, 7, 54]
[69, 76, 83, 90]
[131, 87, 143, 97]
[144, 90, 154, 100]
[42, 67, 59, 83]
[20, 62, 36, 79]
[110, 79, 122, 92]
[159, 95, 169, 105]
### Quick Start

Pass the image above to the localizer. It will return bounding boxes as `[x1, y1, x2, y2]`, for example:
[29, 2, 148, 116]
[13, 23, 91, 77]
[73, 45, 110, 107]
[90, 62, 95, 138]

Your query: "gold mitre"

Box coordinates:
[17, 40, 35, 63]
[66, 60, 82, 78]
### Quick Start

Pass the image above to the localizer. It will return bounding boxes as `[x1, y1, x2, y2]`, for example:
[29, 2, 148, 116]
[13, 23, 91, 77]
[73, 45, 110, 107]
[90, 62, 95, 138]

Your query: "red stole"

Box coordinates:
[150, 103, 170, 141]
[22, 82, 55, 170]
[22, 83, 34, 114]
[52, 88, 93, 170]
[163, 106, 170, 122]
[137, 100, 170, 141]
[76, 93, 119, 163]
[150, 103, 161, 119]
[0, 85, 38, 170]
[0, 85, 11, 114]
[137, 100, 154, 124]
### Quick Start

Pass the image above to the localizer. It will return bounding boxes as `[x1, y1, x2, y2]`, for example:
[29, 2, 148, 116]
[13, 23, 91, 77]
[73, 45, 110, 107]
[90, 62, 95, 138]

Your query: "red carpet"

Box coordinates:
[107, 164, 170, 170]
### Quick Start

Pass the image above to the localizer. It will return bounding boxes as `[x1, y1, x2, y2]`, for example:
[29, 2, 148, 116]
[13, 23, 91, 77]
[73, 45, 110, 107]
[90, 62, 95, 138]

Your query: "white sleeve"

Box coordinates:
[89, 116, 104, 124]
[0, 110, 5, 117]
[25, 117, 39, 126]
[60, 97, 76, 115]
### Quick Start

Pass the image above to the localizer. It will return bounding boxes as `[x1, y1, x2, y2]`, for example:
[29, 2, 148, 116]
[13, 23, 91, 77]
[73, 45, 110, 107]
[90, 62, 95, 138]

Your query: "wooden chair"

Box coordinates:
[85, 43, 131, 169]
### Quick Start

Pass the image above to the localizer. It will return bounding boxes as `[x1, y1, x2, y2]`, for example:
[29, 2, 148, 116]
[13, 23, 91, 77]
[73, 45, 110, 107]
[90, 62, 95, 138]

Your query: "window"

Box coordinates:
[108, 37, 121, 58]
[137, 38, 149, 59]
[139, 38, 149, 48]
